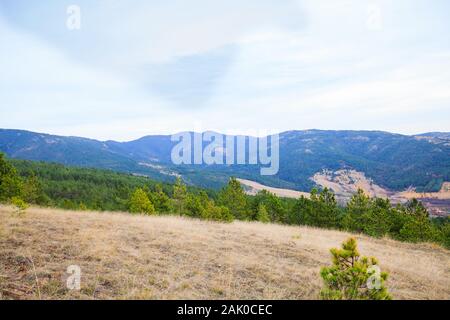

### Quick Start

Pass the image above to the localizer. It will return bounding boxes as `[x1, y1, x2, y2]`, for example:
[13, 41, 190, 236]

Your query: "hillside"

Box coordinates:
[1, 129, 449, 192]
[0, 205, 449, 300]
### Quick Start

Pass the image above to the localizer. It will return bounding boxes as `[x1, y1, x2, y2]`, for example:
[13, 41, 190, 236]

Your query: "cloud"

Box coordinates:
[0, 0, 449, 139]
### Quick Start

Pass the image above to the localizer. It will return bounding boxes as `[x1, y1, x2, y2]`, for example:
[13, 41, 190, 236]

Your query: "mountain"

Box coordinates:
[1, 128, 449, 192]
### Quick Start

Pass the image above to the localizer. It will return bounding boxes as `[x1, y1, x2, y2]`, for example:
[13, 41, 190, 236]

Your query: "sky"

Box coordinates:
[0, 0, 449, 141]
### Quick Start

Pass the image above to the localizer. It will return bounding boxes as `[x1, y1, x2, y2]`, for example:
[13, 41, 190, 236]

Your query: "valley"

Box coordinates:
[239, 170, 450, 217]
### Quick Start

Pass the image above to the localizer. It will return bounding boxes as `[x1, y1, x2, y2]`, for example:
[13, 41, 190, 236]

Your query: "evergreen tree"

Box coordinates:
[129, 188, 155, 215]
[290, 188, 340, 228]
[398, 199, 436, 242]
[22, 173, 44, 204]
[185, 193, 207, 219]
[173, 177, 187, 215]
[150, 184, 173, 213]
[403, 198, 429, 218]
[342, 189, 371, 232]
[251, 190, 286, 223]
[364, 198, 393, 237]
[439, 219, 450, 249]
[320, 238, 391, 300]
[314, 188, 340, 228]
[217, 177, 249, 220]
[0, 153, 23, 202]
[289, 195, 313, 225]
[256, 203, 270, 223]
[387, 204, 409, 239]
[399, 214, 435, 242]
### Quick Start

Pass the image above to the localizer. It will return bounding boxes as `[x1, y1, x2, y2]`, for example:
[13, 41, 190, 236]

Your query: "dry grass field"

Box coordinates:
[0, 205, 449, 300]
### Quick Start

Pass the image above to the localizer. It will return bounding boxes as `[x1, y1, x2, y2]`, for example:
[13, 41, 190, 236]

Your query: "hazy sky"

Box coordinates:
[1, 0, 450, 141]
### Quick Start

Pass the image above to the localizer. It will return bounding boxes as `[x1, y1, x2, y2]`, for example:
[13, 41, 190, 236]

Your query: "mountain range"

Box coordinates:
[0, 128, 449, 192]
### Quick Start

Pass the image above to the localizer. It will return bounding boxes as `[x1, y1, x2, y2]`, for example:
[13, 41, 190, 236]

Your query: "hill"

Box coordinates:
[1, 129, 449, 192]
[0, 205, 448, 300]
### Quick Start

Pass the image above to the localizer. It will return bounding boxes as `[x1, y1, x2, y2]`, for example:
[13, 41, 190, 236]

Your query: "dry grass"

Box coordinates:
[0, 205, 449, 300]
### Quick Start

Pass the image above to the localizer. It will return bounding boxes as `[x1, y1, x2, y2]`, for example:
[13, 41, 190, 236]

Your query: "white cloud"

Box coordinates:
[0, 0, 449, 139]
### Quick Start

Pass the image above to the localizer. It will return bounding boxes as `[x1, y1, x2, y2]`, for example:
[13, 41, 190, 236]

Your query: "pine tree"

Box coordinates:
[22, 173, 43, 204]
[404, 198, 428, 218]
[440, 219, 450, 249]
[217, 177, 249, 220]
[398, 199, 435, 242]
[320, 238, 391, 300]
[399, 214, 435, 242]
[173, 177, 187, 215]
[342, 189, 371, 232]
[315, 188, 340, 228]
[256, 203, 270, 223]
[151, 184, 173, 213]
[364, 198, 393, 237]
[129, 188, 155, 215]
[251, 190, 286, 223]
[289, 195, 313, 225]
[0, 153, 23, 202]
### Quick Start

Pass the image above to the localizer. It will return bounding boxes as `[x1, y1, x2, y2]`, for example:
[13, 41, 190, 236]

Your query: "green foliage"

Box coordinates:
[395, 199, 436, 243]
[0, 153, 23, 202]
[185, 191, 233, 222]
[150, 184, 173, 213]
[2, 156, 448, 249]
[11, 159, 176, 212]
[10, 196, 29, 215]
[399, 214, 436, 242]
[22, 173, 47, 204]
[256, 203, 270, 223]
[320, 238, 392, 300]
[173, 177, 187, 215]
[363, 198, 393, 238]
[218, 177, 250, 220]
[439, 219, 450, 249]
[342, 189, 371, 232]
[251, 190, 287, 223]
[289, 188, 341, 229]
[3, 129, 448, 192]
[129, 188, 155, 215]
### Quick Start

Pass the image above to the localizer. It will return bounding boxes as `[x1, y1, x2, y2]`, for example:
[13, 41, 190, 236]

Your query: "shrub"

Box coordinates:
[11, 196, 29, 215]
[320, 238, 392, 300]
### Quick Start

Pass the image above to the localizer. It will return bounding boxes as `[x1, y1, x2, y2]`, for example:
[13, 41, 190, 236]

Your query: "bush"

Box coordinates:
[320, 238, 392, 300]
[11, 196, 29, 215]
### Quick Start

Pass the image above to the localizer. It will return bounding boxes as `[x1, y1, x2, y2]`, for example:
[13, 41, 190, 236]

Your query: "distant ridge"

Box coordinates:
[0, 128, 449, 192]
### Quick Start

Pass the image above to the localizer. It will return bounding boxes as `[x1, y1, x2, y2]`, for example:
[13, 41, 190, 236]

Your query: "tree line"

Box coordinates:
[1, 154, 449, 248]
